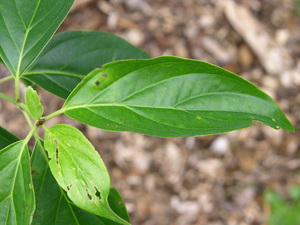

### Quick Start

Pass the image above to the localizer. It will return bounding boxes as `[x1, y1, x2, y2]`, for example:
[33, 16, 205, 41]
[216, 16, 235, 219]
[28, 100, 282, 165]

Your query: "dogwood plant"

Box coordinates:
[0, 1, 294, 224]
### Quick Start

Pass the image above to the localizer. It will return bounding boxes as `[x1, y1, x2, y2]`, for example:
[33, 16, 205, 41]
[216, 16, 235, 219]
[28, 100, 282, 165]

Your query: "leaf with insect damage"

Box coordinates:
[44, 124, 129, 225]
[31, 140, 130, 225]
[63, 56, 294, 137]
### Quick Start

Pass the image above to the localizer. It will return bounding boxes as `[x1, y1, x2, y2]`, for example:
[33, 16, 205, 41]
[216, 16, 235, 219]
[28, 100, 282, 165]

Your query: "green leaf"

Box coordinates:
[0, 0, 74, 76]
[108, 188, 130, 224]
[0, 126, 19, 150]
[44, 124, 129, 225]
[25, 86, 44, 120]
[31, 140, 126, 225]
[0, 141, 35, 225]
[22, 30, 150, 99]
[63, 56, 294, 138]
[264, 188, 300, 225]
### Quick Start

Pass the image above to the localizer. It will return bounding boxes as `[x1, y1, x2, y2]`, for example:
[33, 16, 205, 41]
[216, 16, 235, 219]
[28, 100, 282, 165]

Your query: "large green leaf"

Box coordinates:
[0, 0, 74, 76]
[0, 141, 35, 225]
[31, 140, 128, 225]
[63, 56, 294, 137]
[44, 124, 129, 225]
[0, 126, 19, 150]
[22, 30, 150, 99]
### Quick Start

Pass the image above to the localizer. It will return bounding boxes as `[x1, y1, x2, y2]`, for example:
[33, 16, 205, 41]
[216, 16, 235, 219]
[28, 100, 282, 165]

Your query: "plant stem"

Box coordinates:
[0, 92, 15, 104]
[22, 109, 34, 128]
[24, 125, 38, 145]
[15, 76, 20, 100]
[0, 75, 14, 84]
[0, 92, 30, 117]
[33, 134, 49, 161]
[42, 108, 66, 122]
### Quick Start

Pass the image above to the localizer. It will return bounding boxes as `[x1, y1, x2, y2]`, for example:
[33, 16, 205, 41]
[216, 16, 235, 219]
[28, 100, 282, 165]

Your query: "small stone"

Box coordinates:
[210, 136, 229, 155]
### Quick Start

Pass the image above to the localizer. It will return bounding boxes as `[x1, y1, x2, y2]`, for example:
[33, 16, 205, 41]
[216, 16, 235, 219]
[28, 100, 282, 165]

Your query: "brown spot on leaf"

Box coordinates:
[118, 201, 124, 205]
[102, 74, 108, 78]
[31, 170, 40, 176]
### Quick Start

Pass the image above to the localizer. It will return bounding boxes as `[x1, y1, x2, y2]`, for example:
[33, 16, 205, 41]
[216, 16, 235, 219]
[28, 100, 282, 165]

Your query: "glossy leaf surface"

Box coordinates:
[108, 188, 130, 223]
[31, 140, 126, 225]
[0, 0, 74, 76]
[0, 126, 19, 150]
[0, 141, 35, 225]
[44, 124, 129, 225]
[63, 56, 294, 137]
[23, 30, 150, 99]
[25, 86, 44, 120]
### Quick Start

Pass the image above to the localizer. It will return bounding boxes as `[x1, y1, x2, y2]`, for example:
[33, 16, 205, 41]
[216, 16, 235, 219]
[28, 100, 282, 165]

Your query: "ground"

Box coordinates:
[0, 0, 299, 224]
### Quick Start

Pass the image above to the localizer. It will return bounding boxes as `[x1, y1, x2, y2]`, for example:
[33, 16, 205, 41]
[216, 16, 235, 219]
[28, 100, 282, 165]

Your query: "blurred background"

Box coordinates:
[0, 0, 300, 224]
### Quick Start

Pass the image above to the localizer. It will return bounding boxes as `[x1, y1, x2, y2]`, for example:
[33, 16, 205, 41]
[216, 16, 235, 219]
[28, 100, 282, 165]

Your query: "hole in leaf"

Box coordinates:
[118, 201, 124, 205]
[102, 74, 108, 79]
[55, 148, 59, 164]
[86, 189, 92, 200]
[94, 186, 101, 200]
[95, 80, 100, 86]
[67, 184, 72, 191]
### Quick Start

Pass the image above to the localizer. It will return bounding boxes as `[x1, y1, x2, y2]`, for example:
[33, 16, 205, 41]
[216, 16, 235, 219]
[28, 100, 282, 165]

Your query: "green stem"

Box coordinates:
[0, 92, 30, 117]
[15, 76, 20, 100]
[24, 125, 38, 145]
[42, 108, 66, 122]
[0, 75, 14, 84]
[0, 92, 15, 104]
[33, 134, 49, 160]
[22, 109, 34, 128]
